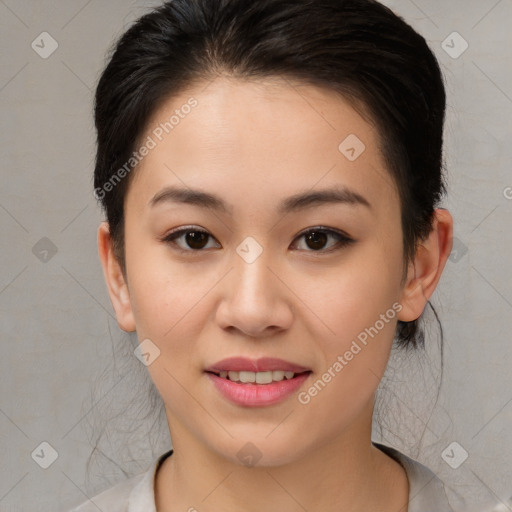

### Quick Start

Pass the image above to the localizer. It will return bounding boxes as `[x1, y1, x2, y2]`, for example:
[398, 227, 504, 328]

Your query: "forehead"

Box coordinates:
[126, 76, 399, 217]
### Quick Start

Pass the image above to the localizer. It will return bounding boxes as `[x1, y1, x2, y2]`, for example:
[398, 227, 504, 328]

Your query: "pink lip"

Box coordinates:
[204, 357, 311, 373]
[206, 372, 311, 407]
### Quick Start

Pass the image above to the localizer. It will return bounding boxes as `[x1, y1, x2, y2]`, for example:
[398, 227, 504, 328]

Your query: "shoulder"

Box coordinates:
[64, 450, 173, 512]
[373, 442, 467, 512]
[65, 473, 144, 512]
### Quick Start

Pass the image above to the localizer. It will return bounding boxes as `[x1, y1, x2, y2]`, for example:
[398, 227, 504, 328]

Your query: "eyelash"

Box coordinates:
[160, 225, 355, 255]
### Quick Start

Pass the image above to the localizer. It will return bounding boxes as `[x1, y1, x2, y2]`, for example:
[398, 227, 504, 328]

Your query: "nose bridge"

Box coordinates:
[215, 235, 293, 336]
[232, 235, 275, 300]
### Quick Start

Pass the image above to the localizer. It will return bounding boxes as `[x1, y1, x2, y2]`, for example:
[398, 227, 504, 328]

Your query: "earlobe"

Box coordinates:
[97, 222, 136, 332]
[397, 208, 453, 322]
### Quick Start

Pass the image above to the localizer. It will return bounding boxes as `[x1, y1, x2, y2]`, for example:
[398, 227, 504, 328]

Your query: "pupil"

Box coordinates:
[186, 231, 208, 249]
[306, 231, 327, 250]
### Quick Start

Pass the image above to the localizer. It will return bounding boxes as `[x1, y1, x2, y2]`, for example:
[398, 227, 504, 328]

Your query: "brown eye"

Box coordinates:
[305, 231, 328, 250]
[293, 227, 354, 252]
[162, 227, 220, 251]
[183, 231, 209, 249]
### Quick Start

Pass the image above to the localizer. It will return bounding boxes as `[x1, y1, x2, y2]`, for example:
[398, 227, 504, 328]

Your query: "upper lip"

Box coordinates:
[205, 357, 311, 373]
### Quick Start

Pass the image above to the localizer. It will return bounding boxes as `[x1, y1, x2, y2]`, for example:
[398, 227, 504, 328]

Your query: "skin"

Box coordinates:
[98, 76, 453, 512]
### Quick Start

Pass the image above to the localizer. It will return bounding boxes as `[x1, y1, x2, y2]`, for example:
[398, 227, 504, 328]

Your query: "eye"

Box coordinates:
[161, 226, 220, 251]
[161, 225, 354, 254]
[291, 227, 354, 252]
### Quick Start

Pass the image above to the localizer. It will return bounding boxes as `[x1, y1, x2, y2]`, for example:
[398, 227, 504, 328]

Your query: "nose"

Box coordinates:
[215, 243, 294, 338]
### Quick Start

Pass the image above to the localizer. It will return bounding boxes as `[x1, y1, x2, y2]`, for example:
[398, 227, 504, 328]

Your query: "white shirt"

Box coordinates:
[67, 442, 467, 511]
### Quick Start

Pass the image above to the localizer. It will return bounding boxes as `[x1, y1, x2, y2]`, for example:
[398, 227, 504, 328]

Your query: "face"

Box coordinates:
[110, 76, 412, 466]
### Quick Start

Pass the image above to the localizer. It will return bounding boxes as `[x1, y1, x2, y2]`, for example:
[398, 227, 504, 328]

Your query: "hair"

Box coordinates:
[93, 0, 447, 350]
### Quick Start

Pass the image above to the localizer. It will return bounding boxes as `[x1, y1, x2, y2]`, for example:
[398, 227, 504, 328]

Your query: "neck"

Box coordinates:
[155, 407, 409, 512]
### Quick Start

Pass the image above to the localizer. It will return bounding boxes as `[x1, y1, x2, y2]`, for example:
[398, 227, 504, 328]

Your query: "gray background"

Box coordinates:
[1, 1, 511, 511]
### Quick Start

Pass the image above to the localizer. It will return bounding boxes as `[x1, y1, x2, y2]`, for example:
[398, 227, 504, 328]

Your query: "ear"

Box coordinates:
[97, 221, 136, 332]
[397, 208, 453, 322]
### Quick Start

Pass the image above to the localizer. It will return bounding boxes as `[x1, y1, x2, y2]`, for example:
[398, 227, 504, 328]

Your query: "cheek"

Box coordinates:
[294, 252, 403, 430]
[126, 262, 213, 398]
[299, 240, 404, 348]
[128, 262, 212, 341]
[124, 222, 189, 324]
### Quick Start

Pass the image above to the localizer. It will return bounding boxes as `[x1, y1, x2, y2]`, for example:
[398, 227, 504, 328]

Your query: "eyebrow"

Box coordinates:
[149, 185, 371, 215]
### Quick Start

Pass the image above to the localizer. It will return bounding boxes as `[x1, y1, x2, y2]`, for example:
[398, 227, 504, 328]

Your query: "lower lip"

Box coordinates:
[206, 372, 311, 407]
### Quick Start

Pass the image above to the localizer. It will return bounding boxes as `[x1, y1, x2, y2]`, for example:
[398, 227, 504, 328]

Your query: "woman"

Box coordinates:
[71, 0, 466, 510]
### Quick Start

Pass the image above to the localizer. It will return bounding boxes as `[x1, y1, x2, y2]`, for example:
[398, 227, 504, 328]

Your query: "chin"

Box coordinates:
[211, 436, 307, 469]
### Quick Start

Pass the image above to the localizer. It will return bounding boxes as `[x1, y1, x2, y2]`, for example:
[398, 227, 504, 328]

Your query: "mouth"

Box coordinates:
[205, 369, 312, 384]
[205, 364, 312, 407]
[204, 356, 312, 384]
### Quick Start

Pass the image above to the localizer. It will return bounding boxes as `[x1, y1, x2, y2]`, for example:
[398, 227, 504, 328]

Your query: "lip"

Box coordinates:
[204, 357, 311, 373]
[206, 371, 311, 407]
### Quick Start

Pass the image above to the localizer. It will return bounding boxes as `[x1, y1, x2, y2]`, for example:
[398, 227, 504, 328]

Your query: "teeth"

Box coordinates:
[272, 370, 285, 381]
[256, 371, 272, 384]
[218, 370, 298, 383]
[240, 371, 256, 383]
